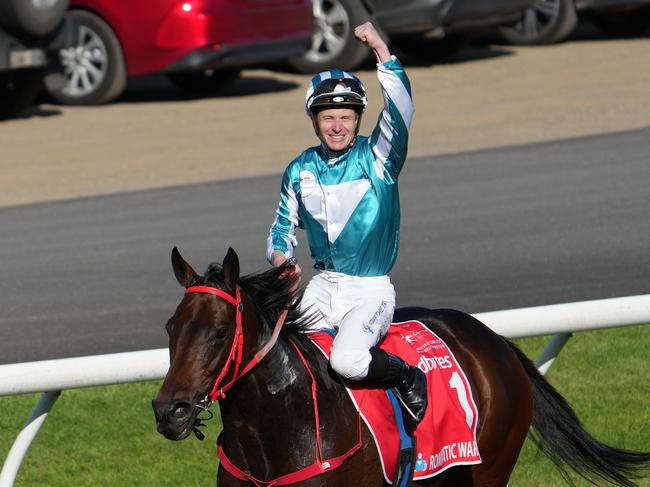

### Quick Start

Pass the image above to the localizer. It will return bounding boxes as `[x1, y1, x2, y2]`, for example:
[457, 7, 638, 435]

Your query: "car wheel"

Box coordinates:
[0, 69, 45, 119]
[0, 0, 67, 37]
[166, 69, 241, 95]
[46, 10, 126, 105]
[392, 34, 471, 62]
[287, 0, 370, 74]
[589, 7, 650, 36]
[499, 0, 578, 45]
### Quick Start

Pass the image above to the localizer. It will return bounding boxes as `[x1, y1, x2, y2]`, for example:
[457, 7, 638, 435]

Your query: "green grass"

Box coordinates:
[0, 382, 222, 486]
[510, 326, 650, 486]
[1, 325, 648, 486]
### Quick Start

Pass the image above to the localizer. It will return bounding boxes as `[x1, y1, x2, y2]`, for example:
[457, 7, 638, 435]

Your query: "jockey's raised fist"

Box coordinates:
[354, 22, 390, 63]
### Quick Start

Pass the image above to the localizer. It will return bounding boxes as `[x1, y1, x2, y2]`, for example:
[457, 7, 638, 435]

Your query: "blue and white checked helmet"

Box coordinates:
[305, 70, 368, 116]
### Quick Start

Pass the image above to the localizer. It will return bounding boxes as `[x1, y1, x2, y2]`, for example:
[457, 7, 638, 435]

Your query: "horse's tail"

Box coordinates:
[507, 339, 650, 487]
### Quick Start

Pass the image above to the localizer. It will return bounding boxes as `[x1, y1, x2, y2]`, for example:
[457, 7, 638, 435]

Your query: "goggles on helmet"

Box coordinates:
[305, 71, 368, 115]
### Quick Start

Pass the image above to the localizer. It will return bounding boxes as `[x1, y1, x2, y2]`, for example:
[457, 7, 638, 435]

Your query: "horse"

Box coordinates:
[153, 247, 650, 486]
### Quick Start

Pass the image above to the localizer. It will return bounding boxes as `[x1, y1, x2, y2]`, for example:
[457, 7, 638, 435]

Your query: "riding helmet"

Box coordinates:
[305, 70, 368, 116]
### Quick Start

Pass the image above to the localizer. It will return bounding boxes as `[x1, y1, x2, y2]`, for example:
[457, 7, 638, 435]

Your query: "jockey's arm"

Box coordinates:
[267, 167, 300, 265]
[271, 250, 288, 267]
[368, 45, 414, 180]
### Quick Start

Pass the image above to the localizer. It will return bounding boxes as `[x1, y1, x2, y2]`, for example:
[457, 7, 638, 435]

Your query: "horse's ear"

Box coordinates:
[222, 247, 240, 292]
[171, 246, 198, 288]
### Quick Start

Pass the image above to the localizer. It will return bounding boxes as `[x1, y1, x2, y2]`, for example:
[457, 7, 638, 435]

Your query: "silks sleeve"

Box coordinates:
[266, 167, 300, 263]
[368, 56, 414, 182]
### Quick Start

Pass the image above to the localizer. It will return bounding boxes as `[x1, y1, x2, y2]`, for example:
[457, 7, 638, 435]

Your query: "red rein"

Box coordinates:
[183, 284, 363, 485]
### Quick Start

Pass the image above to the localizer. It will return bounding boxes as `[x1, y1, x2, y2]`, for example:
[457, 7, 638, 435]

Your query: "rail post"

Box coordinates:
[536, 332, 573, 375]
[0, 391, 60, 487]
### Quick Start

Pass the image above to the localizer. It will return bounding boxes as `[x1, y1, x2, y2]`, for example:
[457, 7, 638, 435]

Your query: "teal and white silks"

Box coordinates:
[267, 56, 414, 277]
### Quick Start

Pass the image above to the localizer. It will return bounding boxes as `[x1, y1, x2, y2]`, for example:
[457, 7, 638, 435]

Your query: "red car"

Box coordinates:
[47, 0, 313, 105]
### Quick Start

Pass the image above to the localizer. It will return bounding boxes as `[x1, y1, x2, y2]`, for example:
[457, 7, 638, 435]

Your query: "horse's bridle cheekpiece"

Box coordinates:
[185, 285, 287, 405]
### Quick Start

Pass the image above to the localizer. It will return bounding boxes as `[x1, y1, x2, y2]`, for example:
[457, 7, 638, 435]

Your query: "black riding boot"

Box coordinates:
[367, 347, 428, 436]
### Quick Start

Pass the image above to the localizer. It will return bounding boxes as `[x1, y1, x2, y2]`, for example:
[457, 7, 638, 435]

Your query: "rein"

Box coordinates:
[185, 285, 288, 406]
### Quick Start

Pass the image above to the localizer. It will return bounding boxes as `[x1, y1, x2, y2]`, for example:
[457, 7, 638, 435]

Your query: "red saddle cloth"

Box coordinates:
[308, 320, 481, 483]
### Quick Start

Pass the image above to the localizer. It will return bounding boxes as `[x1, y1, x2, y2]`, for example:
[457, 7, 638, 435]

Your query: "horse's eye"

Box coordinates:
[212, 326, 229, 342]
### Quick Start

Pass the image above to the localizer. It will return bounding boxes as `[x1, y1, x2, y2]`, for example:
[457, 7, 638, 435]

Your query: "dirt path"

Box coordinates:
[0, 35, 648, 209]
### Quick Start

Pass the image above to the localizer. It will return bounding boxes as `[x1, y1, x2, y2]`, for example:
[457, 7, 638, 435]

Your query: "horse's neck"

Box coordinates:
[220, 335, 319, 422]
[218, 334, 356, 475]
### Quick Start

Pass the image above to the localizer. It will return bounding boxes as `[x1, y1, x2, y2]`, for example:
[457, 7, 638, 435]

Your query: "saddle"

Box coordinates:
[309, 320, 482, 483]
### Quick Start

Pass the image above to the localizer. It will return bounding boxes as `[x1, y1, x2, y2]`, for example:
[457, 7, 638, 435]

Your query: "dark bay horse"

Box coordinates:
[153, 247, 650, 486]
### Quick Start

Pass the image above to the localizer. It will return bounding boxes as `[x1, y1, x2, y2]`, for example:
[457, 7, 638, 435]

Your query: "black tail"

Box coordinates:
[508, 340, 650, 487]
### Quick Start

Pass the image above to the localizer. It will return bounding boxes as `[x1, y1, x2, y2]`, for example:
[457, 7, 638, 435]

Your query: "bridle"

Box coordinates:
[183, 282, 364, 483]
[184, 284, 288, 410]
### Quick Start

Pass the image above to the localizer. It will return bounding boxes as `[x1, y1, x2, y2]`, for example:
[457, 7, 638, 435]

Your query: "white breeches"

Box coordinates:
[300, 271, 396, 380]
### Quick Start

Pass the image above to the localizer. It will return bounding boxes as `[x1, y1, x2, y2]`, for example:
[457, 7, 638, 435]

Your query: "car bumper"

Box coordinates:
[0, 16, 77, 71]
[122, 0, 313, 76]
[163, 34, 312, 73]
[371, 0, 448, 34]
[43, 14, 79, 53]
[575, 0, 650, 10]
[373, 0, 533, 35]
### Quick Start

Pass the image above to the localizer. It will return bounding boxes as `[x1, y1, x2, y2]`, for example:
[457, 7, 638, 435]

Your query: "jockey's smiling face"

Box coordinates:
[314, 107, 359, 152]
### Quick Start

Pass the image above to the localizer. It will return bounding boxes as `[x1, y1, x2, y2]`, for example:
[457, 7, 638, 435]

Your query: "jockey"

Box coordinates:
[267, 22, 427, 436]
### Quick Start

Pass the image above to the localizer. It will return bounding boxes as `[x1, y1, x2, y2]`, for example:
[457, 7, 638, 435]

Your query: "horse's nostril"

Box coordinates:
[153, 399, 193, 424]
[171, 402, 192, 419]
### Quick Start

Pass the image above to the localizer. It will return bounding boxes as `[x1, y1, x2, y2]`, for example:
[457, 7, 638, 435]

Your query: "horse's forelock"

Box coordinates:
[201, 263, 224, 287]
[194, 262, 315, 333]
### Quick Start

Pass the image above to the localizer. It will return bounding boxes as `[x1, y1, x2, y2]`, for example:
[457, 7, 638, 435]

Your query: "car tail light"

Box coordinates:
[156, 2, 211, 48]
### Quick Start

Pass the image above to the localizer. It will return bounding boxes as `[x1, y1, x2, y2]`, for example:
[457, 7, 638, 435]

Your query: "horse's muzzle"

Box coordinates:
[152, 399, 196, 440]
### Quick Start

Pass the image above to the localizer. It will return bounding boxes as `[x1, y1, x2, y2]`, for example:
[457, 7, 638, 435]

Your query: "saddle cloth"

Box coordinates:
[308, 320, 481, 483]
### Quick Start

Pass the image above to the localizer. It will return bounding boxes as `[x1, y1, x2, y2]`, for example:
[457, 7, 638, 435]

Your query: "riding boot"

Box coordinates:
[367, 348, 428, 436]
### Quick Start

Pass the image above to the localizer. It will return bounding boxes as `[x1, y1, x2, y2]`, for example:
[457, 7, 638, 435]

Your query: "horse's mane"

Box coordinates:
[197, 261, 318, 335]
